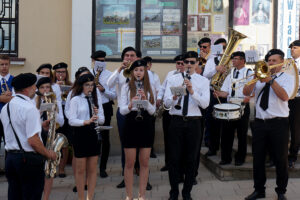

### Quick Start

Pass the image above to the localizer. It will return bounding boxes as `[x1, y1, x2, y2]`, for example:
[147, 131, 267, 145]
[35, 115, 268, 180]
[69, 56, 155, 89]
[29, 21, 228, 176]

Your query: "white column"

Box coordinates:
[71, 0, 93, 80]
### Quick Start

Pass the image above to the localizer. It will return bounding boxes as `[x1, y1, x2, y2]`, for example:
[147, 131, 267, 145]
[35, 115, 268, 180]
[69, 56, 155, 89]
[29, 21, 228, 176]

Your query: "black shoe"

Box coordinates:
[0, 168, 5, 176]
[100, 170, 108, 178]
[192, 178, 197, 185]
[116, 180, 125, 188]
[288, 160, 295, 168]
[160, 165, 168, 171]
[205, 150, 216, 157]
[235, 161, 244, 166]
[183, 197, 192, 200]
[72, 186, 77, 193]
[219, 160, 231, 165]
[168, 193, 178, 200]
[85, 185, 87, 190]
[58, 173, 66, 178]
[277, 193, 287, 200]
[146, 182, 152, 190]
[244, 191, 265, 200]
[150, 152, 157, 158]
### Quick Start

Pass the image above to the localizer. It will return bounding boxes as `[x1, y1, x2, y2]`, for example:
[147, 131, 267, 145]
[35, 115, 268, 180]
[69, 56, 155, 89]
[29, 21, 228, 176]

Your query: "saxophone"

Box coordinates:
[43, 92, 68, 178]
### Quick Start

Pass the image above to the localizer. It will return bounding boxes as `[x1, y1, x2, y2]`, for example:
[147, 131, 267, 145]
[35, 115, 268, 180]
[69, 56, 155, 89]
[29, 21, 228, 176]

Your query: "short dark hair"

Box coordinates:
[198, 37, 211, 46]
[0, 54, 10, 61]
[214, 38, 227, 45]
[121, 47, 136, 60]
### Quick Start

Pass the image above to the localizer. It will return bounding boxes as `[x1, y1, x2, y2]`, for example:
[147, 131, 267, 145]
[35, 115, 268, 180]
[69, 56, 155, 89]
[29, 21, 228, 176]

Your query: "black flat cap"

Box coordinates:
[174, 54, 184, 61]
[36, 77, 51, 88]
[289, 40, 300, 48]
[36, 63, 52, 73]
[231, 51, 245, 59]
[75, 67, 90, 79]
[121, 47, 136, 60]
[53, 62, 68, 70]
[265, 49, 285, 62]
[77, 73, 94, 85]
[12, 73, 37, 91]
[91, 50, 106, 60]
[183, 51, 198, 59]
[198, 37, 211, 46]
[143, 56, 152, 63]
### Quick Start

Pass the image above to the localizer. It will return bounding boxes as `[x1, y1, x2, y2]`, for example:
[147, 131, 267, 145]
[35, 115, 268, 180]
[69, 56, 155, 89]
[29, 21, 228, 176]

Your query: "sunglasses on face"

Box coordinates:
[199, 45, 208, 49]
[176, 62, 184, 66]
[184, 60, 196, 65]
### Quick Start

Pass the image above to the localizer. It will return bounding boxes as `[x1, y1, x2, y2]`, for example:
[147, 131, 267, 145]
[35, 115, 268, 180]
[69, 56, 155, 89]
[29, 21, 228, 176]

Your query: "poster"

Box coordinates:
[100, 0, 118, 4]
[251, 0, 270, 24]
[162, 36, 180, 49]
[200, 0, 212, 13]
[188, 0, 198, 14]
[97, 29, 117, 37]
[145, 0, 158, 5]
[119, 0, 136, 5]
[103, 5, 130, 24]
[199, 15, 211, 31]
[143, 36, 161, 48]
[257, 44, 269, 60]
[213, 14, 226, 32]
[188, 15, 198, 31]
[143, 22, 161, 35]
[117, 28, 135, 52]
[163, 9, 181, 22]
[233, 0, 249, 25]
[213, 0, 224, 13]
[143, 9, 160, 22]
[162, 22, 180, 35]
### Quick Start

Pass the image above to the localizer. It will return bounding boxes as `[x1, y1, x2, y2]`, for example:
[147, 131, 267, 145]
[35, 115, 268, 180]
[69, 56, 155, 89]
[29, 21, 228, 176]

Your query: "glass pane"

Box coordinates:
[140, 0, 183, 59]
[95, 0, 136, 58]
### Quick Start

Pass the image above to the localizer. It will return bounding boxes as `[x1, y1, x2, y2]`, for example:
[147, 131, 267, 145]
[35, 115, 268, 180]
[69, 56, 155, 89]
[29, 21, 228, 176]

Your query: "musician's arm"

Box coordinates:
[271, 76, 293, 101]
[119, 84, 131, 115]
[243, 81, 256, 96]
[190, 77, 210, 109]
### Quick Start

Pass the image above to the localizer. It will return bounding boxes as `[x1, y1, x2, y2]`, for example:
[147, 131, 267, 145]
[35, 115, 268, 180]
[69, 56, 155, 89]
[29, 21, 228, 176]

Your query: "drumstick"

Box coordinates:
[213, 88, 222, 104]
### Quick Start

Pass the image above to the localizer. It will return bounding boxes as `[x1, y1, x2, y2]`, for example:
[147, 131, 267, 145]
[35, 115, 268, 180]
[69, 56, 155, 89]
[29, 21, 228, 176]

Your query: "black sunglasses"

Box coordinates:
[199, 45, 208, 49]
[184, 60, 196, 65]
[176, 61, 184, 66]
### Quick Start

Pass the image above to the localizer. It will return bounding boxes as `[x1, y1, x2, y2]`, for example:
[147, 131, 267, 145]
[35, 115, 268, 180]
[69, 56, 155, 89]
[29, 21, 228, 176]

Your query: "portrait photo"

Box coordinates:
[233, 0, 249, 25]
[201, 0, 212, 13]
[251, 0, 270, 24]
[213, 0, 224, 13]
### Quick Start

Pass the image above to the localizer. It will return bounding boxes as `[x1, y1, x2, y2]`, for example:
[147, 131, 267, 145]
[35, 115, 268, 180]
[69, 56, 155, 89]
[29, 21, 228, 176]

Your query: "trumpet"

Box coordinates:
[135, 77, 143, 121]
[123, 60, 133, 78]
[154, 100, 171, 118]
[87, 92, 102, 140]
[1, 78, 10, 94]
[174, 68, 191, 110]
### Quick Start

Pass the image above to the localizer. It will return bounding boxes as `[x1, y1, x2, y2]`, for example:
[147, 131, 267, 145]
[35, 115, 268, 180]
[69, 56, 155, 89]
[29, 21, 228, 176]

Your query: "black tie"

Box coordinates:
[259, 83, 271, 111]
[182, 75, 191, 116]
[231, 70, 239, 97]
[85, 96, 93, 118]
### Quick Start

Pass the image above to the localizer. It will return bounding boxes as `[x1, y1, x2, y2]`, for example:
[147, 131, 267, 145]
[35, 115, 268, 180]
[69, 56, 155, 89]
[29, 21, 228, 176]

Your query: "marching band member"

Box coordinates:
[0, 55, 13, 152]
[2, 73, 56, 200]
[214, 51, 253, 166]
[119, 59, 156, 200]
[69, 73, 104, 200]
[197, 37, 212, 62]
[157, 55, 185, 172]
[143, 56, 161, 158]
[35, 77, 64, 200]
[52, 62, 73, 178]
[288, 40, 300, 168]
[164, 51, 210, 200]
[243, 49, 293, 200]
[91, 50, 117, 178]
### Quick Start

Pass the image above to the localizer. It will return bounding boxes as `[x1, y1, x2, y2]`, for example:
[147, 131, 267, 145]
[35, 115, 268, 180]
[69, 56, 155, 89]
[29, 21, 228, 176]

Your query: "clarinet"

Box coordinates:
[87, 92, 102, 141]
[135, 77, 143, 121]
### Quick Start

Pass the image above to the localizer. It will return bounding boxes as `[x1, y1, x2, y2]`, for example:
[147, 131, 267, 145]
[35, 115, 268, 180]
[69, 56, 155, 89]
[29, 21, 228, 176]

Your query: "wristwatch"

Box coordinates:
[269, 78, 275, 85]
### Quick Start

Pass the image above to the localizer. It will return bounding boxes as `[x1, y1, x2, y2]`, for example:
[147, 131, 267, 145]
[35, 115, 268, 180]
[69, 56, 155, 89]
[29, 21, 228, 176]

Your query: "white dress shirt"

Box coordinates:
[164, 72, 210, 116]
[149, 70, 161, 95]
[52, 83, 62, 103]
[255, 72, 294, 119]
[295, 57, 300, 92]
[157, 69, 178, 100]
[203, 56, 220, 80]
[221, 67, 253, 100]
[94, 69, 117, 104]
[1, 94, 42, 151]
[69, 93, 105, 126]
[119, 83, 156, 116]
[107, 68, 156, 107]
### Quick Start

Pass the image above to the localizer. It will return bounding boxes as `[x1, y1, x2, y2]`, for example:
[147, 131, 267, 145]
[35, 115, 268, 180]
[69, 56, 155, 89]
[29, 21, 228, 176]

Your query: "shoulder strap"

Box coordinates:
[214, 57, 220, 65]
[7, 103, 24, 151]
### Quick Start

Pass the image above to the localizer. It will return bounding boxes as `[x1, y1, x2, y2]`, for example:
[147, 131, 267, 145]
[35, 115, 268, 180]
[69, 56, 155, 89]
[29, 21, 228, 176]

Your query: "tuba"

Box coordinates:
[43, 92, 68, 178]
[210, 29, 247, 90]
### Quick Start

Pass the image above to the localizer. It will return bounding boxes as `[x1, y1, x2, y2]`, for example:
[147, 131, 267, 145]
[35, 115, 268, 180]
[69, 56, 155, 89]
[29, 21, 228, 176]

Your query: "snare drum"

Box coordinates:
[213, 103, 241, 120]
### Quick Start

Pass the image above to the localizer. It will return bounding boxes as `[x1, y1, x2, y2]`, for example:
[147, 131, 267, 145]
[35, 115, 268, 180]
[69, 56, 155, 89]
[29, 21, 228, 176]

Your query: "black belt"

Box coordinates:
[172, 115, 201, 121]
[7, 150, 35, 154]
[255, 117, 287, 123]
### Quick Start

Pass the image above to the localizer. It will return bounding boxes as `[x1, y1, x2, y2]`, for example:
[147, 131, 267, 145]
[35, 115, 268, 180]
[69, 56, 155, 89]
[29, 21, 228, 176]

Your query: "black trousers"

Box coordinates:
[221, 104, 250, 163]
[207, 91, 227, 153]
[99, 102, 113, 171]
[168, 116, 202, 198]
[288, 98, 300, 162]
[0, 120, 3, 148]
[5, 152, 45, 200]
[252, 118, 289, 194]
[195, 113, 205, 178]
[162, 110, 172, 166]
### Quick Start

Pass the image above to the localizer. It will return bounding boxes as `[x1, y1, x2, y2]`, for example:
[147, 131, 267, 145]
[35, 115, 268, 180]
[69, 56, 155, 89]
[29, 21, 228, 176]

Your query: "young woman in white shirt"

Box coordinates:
[119, 59, 155, 200]
[68, 73, 104, 200]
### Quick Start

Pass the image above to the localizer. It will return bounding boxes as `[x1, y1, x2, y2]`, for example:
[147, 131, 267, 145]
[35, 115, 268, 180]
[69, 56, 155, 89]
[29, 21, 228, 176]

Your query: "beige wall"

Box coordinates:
[10, 0, 72, 75]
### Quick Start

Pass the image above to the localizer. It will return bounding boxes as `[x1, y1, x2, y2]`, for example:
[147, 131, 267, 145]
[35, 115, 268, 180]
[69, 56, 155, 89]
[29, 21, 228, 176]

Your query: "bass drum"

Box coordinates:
[213, 103, 242, 121]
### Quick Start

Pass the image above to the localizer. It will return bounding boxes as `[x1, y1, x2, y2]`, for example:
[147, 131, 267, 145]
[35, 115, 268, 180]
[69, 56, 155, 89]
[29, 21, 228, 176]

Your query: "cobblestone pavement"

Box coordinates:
[0, 155, 300, 200]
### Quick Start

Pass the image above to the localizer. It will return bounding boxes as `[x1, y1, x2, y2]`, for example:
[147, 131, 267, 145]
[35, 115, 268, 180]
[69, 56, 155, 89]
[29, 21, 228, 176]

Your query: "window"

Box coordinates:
[0, 0, 18, 56]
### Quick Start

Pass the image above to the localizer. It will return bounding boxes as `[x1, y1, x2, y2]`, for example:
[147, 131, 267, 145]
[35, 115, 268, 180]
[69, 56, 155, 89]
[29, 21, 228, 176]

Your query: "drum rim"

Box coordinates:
[213, 103, 241, 111]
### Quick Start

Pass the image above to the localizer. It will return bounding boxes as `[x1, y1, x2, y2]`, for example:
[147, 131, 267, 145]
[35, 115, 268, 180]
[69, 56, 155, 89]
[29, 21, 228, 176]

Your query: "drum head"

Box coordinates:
[282, 59, 299, 99]
[214, 103, 240, 111]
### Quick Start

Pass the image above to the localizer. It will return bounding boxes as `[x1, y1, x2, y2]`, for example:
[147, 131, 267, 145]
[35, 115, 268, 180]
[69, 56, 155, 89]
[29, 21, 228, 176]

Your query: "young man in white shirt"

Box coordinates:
[243, 49, 293, 200]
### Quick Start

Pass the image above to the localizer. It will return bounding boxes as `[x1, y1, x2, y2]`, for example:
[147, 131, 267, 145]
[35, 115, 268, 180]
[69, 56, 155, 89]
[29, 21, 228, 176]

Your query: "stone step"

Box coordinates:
[200, 147, 300, 181]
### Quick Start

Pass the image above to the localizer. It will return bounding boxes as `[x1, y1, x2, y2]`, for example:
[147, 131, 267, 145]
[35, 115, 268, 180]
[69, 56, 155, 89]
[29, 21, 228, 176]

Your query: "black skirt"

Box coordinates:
[73, 125, 101, 158]
[123, 110, 154, 148]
